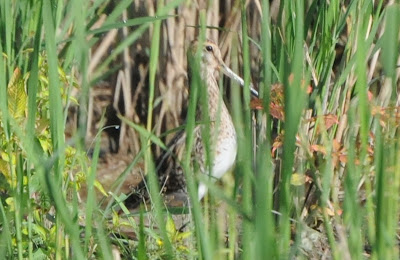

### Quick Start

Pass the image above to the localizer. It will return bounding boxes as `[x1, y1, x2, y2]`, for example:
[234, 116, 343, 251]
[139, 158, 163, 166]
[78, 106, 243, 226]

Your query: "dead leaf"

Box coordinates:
[323, 114, 339, 130]
[310, 144, 327, 155]
[250, 98, 264, 110]
[324, 207, 335, 216]
[368, 90, 373, 101]
[270, 103, 285, 120]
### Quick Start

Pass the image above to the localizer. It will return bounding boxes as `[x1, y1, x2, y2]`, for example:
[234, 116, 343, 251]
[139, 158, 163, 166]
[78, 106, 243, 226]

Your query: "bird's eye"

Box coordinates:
[205, 45, 213, 52]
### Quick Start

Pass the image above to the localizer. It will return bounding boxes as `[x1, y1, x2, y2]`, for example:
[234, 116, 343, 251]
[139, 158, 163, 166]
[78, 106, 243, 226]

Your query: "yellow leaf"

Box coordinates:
[5, 197, 15, 211]
[176, 231, 192, 241]
[119, 220, 131, 227]
[112, 210, 119, 227]
[290, 173, 306, 186]
[165, 214, 176, 238]
[1, 152, 9, 162]
[58, 66, 66, 81]
[50, 226, 57, 237]
[7, 68, 27, 119]
[33, 224, 47, 240]
[22, 227, 28, 235]
[33, 209, 41, 222]
[94, 180, 109, 197]
[177, 245, 189, 252]
[325, 207, 335, 216]
[0, 158, 10, 178]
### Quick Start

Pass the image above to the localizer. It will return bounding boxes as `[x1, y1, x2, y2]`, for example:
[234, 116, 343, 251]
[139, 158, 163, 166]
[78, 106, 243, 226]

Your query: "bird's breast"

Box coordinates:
[211, 115, 237, 179]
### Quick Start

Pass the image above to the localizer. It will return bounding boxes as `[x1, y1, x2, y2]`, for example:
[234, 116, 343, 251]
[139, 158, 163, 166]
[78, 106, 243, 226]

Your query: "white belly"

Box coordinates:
[198, 133, 237, 200]
[212, 136, 237, 179]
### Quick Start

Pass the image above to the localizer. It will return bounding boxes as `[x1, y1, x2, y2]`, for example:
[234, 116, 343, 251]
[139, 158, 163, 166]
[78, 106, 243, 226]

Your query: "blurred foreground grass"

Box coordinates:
[0, 1, 400, 259]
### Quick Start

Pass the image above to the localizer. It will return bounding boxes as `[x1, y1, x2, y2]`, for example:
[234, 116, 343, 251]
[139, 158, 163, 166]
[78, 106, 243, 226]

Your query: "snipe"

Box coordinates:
[129, 39, 258, 207]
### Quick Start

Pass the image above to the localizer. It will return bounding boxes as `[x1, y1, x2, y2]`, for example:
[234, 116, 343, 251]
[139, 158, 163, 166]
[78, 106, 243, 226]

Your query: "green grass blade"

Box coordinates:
[255, 1, 276, 259]
[240, 1, 255, 259]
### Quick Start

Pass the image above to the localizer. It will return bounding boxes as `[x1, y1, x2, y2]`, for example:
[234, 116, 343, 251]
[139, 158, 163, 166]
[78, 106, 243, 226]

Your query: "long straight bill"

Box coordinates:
[222, 65, 259, 98]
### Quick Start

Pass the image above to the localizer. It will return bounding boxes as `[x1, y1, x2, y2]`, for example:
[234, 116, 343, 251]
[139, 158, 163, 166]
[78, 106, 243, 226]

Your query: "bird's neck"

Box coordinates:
[201, 71, 230, 125]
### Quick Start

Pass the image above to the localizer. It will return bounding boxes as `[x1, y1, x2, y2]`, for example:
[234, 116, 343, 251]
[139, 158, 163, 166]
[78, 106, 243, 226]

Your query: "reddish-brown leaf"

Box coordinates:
[250, 98, 264, 110]
[310, 144, 327, 155]
[270, 103, 285, 120]
[323, 114, 339, 130]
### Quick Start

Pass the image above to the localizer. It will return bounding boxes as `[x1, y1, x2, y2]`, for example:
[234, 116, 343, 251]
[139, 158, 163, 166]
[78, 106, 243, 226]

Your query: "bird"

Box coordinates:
[127, 39, 258, 208]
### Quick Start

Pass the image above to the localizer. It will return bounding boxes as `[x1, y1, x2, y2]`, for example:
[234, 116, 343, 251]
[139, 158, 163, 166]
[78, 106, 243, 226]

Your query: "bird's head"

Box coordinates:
[188, 39, 224, 77]
[188, 39, 259, 97]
